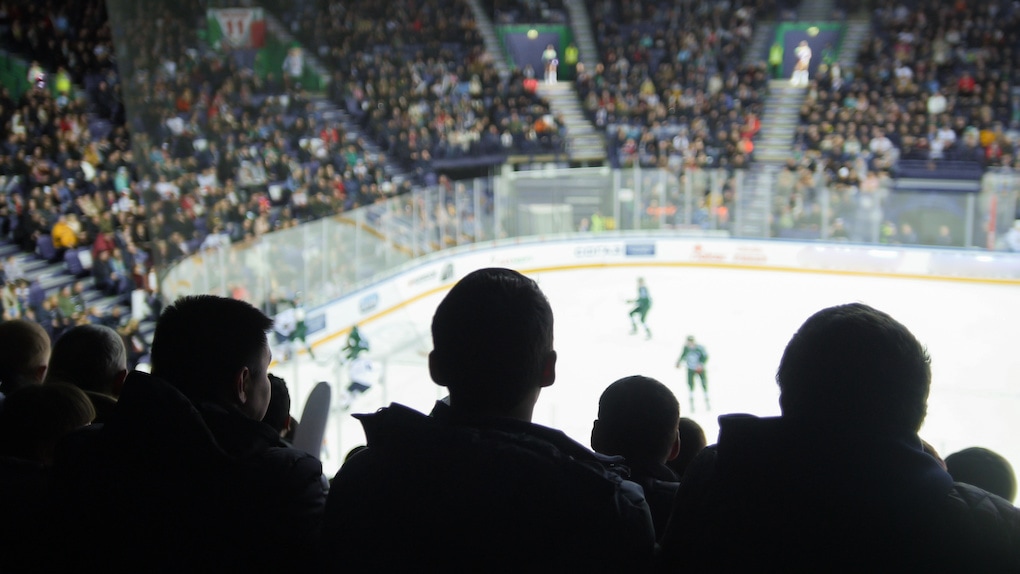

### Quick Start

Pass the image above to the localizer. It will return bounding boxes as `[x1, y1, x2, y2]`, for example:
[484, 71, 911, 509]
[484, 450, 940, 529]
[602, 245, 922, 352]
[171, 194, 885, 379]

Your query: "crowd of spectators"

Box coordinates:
[581, 0, 773, 172]
[779, 0, 1020, 241]
[1, 0, 551, 360]
[274, 0, 566, 178]
[0, 0, 421, 349]
[1, 0, 119, 108]
[0, 71, 154, 353]
[798, 1, 1020, 172]
[490, 0, 568, 24]
[0, 0, 196, 358]
[110, 1, 409, 259]
[6, 0, 1020, 356]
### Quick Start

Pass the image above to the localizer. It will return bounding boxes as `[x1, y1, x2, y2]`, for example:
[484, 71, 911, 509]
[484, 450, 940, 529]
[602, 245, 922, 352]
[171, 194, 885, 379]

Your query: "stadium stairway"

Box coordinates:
[261, 12, 330, 93]
[308, 97, 410, 185]
[838, 19, 872, 68]
[797, 0, 835, 21]
[559, 0, 608, 163]
[466, 0, 606, 164]
[755, 79, 803, 164]
[733, 162, 781, 239]
[257, 9, 410, 184]
[563, 0, 607, 162]
[0, 238, 139, 326]
[741, 22, 777, 68]
[464, 0, 511, 77]
[535, 82, 606, 163]
[563, 0, 600, 82]
[738, 78, 807, 238]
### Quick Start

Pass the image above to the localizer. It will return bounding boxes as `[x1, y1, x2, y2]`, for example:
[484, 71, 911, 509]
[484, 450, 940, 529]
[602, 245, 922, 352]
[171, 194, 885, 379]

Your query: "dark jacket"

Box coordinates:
[322, 401, 656, 572]
[0, 456, 51, 572]
[659, 414, 1020, 572]
[623, 458, 679, 539]
[49, 371, 327, 573]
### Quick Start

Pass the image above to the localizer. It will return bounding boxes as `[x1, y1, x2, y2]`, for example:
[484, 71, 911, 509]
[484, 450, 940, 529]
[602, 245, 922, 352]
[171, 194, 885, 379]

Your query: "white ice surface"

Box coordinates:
[277, 265, 1020, 484]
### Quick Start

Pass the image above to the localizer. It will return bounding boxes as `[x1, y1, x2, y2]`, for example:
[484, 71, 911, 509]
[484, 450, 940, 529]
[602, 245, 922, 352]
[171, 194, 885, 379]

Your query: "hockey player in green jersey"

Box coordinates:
[676, 336, 709, 411]
[286, 296, 315, 360]
[628, 277, 652, 339]
[338, 325, 375, 410]
[342, 324, 369, 362]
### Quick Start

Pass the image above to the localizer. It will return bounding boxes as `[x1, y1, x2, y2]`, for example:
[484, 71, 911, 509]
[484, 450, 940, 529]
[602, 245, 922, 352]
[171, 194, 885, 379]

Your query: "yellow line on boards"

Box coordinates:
[521, 261, 1020, 286]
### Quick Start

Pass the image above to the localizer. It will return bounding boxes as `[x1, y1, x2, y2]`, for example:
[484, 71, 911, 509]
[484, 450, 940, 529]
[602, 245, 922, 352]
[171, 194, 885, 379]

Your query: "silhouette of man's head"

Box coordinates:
[946, 447, 1017, 503]
[592, 375, 680, 464]
[668, 417, 707, 478]
[45, 324, 127, 396]
[150, 295, 274, 421]
[264, 373, 292, 436]
[0, 319, 51, 393]
[777, 303, 930, 436]
[429, 268, 555, 418]
[0, 383, 95, 465]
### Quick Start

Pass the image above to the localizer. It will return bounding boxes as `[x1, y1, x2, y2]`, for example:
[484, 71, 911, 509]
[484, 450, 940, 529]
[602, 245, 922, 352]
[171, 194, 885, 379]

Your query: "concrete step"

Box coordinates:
[561, 118, 591, 127]
[756, 139, 793, 148]
[768, 79, 805, 89]
[758, 130, 796, 139]
[761, 116, 801, 124]
[759, 127, 798, 136]
[755, 149, 793, 162]
[541, 95, 581, 103]
[755, 142, 793, 151]
[757, 144, 793, 153]
[754, 138, 791, 146]
[762, 109, 801, 117]
[759, 125, 795, 133]
[571, 153, 607, 162]
[742, 21, 775, 66]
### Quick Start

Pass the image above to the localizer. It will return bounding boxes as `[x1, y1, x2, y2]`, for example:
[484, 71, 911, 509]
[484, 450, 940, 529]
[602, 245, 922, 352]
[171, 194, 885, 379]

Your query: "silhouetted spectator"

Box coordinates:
[50, 295, 327, 572]
[667, 416, 707, 479]
[660, 303, 1020, 571]
[44, 324, 128, 423]
[0, 383, 95, 572]
[265, 373, 296, 442]
[946, 447, 1017, 504]
[0, 318, 51, 397]
[321, 268, 655, 571]
[0, 383, 95, 465]
[591, 375, 680, 539]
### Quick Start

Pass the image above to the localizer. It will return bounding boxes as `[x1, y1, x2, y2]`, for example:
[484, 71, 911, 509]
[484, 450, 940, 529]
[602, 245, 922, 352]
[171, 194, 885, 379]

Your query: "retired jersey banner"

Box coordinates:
[208, 8, 265, 49]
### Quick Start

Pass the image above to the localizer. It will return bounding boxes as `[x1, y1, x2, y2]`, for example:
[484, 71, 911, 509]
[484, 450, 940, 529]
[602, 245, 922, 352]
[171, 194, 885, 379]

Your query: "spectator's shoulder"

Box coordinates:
[945, 481, 1020, 529]
[938, 482, 1020, 570]
[268, 442, 324, 476]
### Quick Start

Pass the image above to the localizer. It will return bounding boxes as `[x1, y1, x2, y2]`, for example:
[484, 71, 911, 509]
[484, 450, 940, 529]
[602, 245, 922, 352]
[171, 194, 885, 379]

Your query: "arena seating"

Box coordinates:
[4, 0, 1020, 353]
[580, 0, 771, 170]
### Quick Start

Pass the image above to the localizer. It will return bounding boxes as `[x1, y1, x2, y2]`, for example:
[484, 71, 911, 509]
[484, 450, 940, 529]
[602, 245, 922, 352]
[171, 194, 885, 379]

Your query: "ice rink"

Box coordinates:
[276, 264, 1020, 480]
